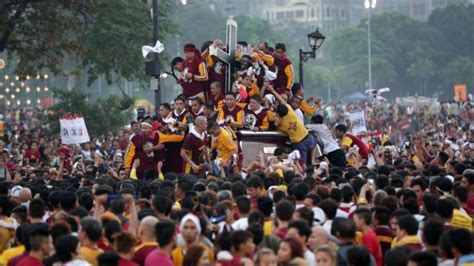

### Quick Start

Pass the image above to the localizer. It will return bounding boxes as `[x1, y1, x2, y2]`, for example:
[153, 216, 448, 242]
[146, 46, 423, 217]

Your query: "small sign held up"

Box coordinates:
[60, 115, 90, 144]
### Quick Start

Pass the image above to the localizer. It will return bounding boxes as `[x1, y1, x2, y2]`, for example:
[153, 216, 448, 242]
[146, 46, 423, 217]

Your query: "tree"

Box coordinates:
[367, 13, 440, 95]
[48, 89, 133, 136]
[440, 57, 474, 90]
[1, 0, 177, 84]
[324, 27, 395, 95]
[428, 4, 474, 63]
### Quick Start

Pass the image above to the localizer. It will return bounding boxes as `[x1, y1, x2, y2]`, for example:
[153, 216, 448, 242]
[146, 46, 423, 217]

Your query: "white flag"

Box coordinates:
[142, 40, 165, 58]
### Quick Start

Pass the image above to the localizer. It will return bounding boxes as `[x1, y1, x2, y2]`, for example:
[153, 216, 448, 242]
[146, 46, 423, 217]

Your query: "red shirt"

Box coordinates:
[467, 195, 474, 210]
[276, 227, 288, 239]
[17, 255, 43, 266]
[145, 250, 174, 266]
[119, 139, 130, 151]
[361, 230, 383, 266]
[24, 150, 40, 163]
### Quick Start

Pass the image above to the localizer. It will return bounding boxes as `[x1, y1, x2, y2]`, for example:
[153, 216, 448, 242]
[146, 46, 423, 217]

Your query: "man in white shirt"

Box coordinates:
[289, 96, 305, 123]
[232, 196, 250, 231]
[287, 220, 316, 266]
[306, 114, 347, 167]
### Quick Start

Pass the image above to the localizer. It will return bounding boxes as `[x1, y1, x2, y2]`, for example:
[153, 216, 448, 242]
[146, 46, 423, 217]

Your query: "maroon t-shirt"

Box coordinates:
[182, 131, 207, 173]
[244, 106, 269, 129]
[132, 244, 158, 266]
[345, 133, 369, 159]
[8, 254, 28, 266]
[17, 255, 43, 266]
[212, 94, 225, 110]
[182, 59, 205, 97]
[119, 258, 139, 266]
[131, 132, 160, 178]
[374, 226, 395, 258]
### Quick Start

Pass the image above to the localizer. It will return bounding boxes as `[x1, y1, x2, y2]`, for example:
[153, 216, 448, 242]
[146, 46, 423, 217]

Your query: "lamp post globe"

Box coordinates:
[307, 28, 326, 52]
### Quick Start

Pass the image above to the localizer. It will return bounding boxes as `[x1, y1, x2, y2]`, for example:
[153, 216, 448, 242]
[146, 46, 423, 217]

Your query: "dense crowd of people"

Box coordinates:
[0, 38, 473, 266]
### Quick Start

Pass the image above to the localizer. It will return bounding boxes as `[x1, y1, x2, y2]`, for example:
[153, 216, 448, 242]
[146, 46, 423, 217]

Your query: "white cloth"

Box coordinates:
[323, 219, 332, 234]
[295, 108, 304, 123]
[312, 207, 326, 225]
[336, 209, 349, 218]
[65, 259, 91, 266]
[180, 213, 201, 234]
[142, 40, 165, 58]
[306, 124, 340, 154]
[232, 217, 249, 231]
[304, 250, 317, 266]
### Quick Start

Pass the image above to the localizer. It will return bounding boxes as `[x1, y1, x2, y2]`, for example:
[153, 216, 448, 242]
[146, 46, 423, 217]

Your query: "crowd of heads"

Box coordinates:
[0, 38, 473, 266]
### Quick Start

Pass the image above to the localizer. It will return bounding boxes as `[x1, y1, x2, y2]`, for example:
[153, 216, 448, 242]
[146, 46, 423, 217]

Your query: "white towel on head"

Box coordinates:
[179, 213, 201, 234]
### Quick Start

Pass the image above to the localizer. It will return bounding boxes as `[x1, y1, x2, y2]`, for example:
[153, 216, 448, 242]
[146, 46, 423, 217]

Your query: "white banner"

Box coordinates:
[60, 116, 90, 144]
[349, 110, 367, 135]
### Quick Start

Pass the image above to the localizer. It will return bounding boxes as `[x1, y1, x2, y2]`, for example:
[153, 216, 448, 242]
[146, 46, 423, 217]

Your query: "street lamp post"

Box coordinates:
[298, 28, 325, 87]
[365, 0, 376, 90]
[145, 0, 162, 109]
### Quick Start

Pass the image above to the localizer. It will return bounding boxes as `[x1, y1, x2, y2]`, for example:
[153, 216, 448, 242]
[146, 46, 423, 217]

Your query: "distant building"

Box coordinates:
[249, 0, 349, 34]
[202, 0, 471, 34]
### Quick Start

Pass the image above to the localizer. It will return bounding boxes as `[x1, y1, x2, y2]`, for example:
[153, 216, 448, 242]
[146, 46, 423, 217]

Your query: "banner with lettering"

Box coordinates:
[349, 110, 367, 135]
[59, 115, 90, 144]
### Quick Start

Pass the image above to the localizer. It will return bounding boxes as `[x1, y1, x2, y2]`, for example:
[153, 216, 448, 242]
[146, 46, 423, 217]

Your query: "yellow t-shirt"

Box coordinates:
[0, 245, 25, 265]
[341, 136, 353, 149]
[0, 217, 14, 254]
[264, 220, 273, 236]
[80, 246, 104, 266]
[277, 104, 308, 143]
[300, 100, 318, 116]
[451, 209, 472, 232]
[171, 244, 214, 266]
[211, 128, 237, 163]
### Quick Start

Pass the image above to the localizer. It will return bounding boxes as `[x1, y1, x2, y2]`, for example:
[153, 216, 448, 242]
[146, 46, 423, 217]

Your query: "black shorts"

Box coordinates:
[326, 149, 347, 167]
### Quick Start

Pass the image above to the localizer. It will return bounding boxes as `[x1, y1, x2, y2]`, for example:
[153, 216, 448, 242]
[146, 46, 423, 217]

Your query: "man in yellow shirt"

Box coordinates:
[79, 218, 104, 266]
[0, 195, 15, 254]
[291, 83, 320, 116]
[208, 121, 238, 168]
[0, 225, 25, 265]
[267, 86, 315, 167]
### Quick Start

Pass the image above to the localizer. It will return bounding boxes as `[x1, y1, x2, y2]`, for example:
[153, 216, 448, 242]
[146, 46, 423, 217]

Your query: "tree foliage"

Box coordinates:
[48, 89, 132, 136]
[310, 4, 474, 99]
[1, 0, 177, 84]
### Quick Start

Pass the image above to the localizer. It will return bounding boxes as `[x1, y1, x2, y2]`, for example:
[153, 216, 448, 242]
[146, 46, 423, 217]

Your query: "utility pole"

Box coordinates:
[145, 0, 161, 111]
[152, 0, 161, 108]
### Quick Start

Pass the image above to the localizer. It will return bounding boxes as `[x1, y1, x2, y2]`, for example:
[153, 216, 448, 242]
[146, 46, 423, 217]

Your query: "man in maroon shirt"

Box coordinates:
[209, 81, 225, 111]
[180, 116, 209, 174]
[273, 43, 293, 96]
[244, 95, 270, 132]
[132, 217, 159, 266]
[124, 118, 164, 179]
[372, 206, 395, 258]
[17, 227, 53, 266]
[462, 169, 474, 211]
